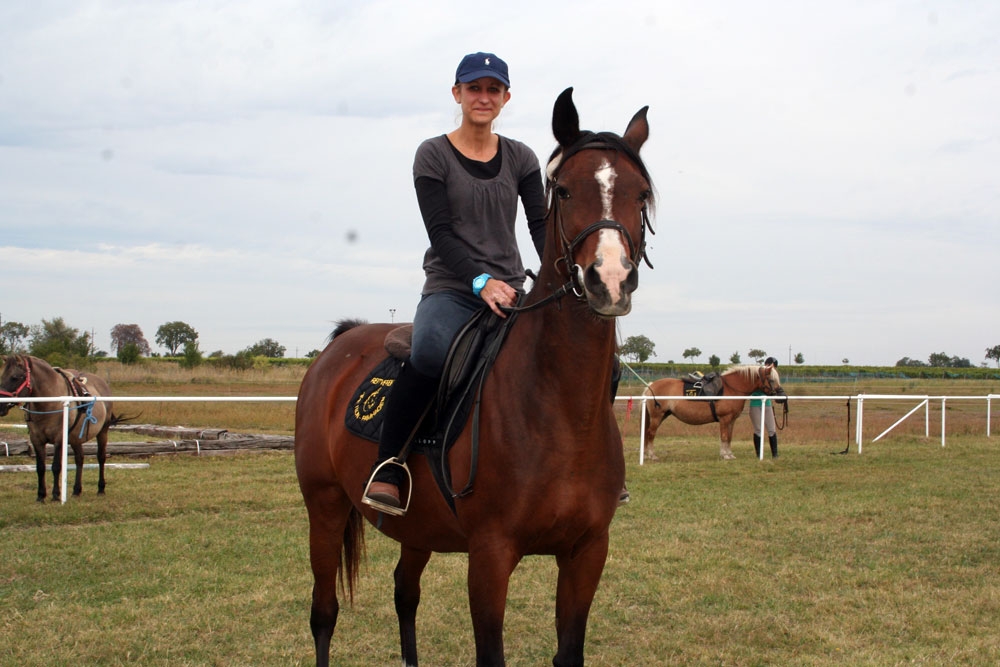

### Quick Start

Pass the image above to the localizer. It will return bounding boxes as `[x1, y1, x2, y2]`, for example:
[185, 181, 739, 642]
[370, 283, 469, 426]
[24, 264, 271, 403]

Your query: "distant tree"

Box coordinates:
[748, 348, 767, 364]
[986, 345, 1000, 368]
[618, 335, 656, 363]
[110, 324, 151, 356]
[794, 352, 804, 364]
[842, 358, 850, 365]
[179, 340, 203, 369]
[928, 352, 951, 367]
[682, 347, 702, 362]
[29, 317, 91, 362]
[949, 356, 972, 368]
[0, 320, 30, 354]
[156, 321, 198, 356]
[708, 354, 720, 369]
[117, 342, 142, 364]
[895, 357, 927, 367]
[244, 338, 286, 358]
[729, 351, 741, 365]
[306, 349, 321, 359]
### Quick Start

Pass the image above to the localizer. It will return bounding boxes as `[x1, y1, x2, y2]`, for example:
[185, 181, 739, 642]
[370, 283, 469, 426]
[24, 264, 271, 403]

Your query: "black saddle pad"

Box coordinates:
[344, 356, 440, 453]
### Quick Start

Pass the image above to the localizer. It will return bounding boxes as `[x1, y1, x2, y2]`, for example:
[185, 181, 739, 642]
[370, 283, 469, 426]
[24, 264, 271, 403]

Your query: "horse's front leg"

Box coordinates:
[394, 545, 432, 666]
[719, 419, 736, 460]
[553, 532, 610, 667]
[467, 541, 520, 666]
[32, 439, 48, 503]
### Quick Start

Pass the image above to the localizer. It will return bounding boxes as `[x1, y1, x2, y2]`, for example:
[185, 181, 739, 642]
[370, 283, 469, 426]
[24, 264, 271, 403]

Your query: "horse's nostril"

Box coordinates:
[624, 265, 639, 293]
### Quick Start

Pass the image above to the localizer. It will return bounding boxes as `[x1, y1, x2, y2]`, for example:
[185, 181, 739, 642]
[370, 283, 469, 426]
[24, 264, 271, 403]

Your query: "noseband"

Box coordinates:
[548, 132, 654, 297]
[0, 356, 32, 399]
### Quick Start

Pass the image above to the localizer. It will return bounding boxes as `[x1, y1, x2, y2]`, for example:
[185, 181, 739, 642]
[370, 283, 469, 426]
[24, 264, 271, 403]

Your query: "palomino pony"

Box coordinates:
[0, 354, 121, 501]
[295, 88, 654, 667]
[641, 364, 784, 460]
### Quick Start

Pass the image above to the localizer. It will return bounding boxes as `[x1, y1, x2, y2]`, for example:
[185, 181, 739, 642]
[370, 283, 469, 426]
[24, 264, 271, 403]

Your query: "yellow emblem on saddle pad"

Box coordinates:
[353, 376, 394, 422]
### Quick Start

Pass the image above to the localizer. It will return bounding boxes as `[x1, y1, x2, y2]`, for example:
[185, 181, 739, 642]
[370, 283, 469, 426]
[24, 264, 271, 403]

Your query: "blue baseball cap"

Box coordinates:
[455, 52, 510, 88]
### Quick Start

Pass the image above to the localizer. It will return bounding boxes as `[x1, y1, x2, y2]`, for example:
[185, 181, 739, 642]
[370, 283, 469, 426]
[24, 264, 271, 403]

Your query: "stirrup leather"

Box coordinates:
[361, 458, 413, 517]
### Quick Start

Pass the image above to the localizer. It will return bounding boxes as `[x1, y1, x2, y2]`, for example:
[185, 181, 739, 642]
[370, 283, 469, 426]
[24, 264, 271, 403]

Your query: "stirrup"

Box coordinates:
[361, 458, 413, 517]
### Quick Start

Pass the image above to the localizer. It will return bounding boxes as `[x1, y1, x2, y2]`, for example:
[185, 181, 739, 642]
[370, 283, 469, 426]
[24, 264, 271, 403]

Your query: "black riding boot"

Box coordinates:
[364, 360, 437, 510]
[753, 434, 762, 458]
[769, 434, 779, 458]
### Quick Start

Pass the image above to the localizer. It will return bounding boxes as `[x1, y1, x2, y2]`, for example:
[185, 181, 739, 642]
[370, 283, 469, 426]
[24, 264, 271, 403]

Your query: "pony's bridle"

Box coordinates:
[759, 365, 777, 395]
[0, 356, 31, 400]
[548, 131, 654, 299]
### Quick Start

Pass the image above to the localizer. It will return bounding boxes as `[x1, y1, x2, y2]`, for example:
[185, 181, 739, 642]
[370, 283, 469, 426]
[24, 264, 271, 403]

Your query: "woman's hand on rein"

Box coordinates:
[479, 278, 516, 317]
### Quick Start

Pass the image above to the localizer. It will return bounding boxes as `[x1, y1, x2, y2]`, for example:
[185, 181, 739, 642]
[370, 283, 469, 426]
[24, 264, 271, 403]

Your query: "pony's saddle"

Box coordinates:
[682, 371, 722, 397]
[54, 368, 93, 398]
[344, 308, 515, 504]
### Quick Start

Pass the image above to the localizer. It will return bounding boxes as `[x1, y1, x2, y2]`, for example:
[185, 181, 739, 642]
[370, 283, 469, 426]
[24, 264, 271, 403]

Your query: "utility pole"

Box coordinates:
[389, 309, 396, 323]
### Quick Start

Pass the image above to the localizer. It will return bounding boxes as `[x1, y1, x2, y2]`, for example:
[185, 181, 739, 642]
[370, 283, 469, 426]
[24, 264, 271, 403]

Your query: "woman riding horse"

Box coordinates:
[295, 86, 654, 666]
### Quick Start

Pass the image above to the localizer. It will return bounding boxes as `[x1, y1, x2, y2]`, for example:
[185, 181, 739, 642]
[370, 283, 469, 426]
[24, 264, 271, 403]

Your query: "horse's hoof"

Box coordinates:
[722, 454, 736, 460]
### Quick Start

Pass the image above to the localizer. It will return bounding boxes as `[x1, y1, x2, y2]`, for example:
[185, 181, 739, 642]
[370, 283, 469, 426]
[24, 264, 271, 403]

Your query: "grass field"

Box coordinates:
[1, 363, 999, 665]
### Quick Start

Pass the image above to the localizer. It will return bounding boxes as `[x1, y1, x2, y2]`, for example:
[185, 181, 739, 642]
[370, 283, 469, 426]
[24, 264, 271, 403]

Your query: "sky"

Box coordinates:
[1, 0, 997, 367]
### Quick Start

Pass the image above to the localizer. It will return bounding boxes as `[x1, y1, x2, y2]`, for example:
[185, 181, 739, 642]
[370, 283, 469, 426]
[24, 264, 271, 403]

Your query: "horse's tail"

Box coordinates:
[109, 411, 141, 427]
[340, 506, 365, 604]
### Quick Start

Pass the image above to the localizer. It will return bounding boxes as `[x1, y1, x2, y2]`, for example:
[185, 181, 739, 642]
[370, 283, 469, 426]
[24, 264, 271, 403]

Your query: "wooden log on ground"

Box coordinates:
[0, 434, 293, 457]
[110, 424, 228, 440]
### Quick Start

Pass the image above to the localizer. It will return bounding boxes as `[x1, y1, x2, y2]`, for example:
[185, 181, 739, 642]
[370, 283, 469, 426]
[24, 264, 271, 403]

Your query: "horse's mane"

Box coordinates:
[723, 364, 781, 385]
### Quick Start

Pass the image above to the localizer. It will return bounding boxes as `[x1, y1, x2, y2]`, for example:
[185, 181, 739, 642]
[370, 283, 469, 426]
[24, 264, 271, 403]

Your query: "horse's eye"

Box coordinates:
[639, 190, 651, 204]
[555, 185, 571, 200]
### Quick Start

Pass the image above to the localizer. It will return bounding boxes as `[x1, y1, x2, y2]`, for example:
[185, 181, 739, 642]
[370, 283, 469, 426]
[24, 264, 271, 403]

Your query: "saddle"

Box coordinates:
[345, 307, 516, 511]
[682, 371, 723, 422]
[59, 369, 92, 393]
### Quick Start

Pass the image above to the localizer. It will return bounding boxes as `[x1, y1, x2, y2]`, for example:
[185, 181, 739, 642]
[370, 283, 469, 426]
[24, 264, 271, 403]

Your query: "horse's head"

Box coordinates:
[543, 87, 654, 318]
[0, 355, 31, 416]
[760, 364, 784, 396]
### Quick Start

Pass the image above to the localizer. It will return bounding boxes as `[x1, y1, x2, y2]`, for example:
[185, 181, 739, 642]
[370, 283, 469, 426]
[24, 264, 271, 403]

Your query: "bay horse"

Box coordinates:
[0, 354, 120, 501]
[295, 87, 654, 667]
[641, 364, 784, 461]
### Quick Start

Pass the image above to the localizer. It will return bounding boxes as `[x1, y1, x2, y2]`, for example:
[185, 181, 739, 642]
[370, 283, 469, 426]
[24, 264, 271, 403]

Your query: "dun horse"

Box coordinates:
[295, 88, 654, 666]
[641, 364, 784, 460]
[0, 354, 122, 501]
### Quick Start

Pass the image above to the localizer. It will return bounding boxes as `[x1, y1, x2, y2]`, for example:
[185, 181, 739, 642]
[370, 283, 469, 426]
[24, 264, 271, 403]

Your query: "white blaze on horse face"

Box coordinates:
[593, 159, 631, 304]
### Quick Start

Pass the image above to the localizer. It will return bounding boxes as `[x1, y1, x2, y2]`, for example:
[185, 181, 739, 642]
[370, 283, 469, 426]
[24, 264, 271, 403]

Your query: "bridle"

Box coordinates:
[503, 132, 654, 315]
[759, 365, 778, 395]
[0, 356, 32, 400]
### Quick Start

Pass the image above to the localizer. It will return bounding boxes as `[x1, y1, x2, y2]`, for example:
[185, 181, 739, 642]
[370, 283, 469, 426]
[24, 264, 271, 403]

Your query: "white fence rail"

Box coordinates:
[618, 393, 1000, 464]
[3, 394, 999, 502]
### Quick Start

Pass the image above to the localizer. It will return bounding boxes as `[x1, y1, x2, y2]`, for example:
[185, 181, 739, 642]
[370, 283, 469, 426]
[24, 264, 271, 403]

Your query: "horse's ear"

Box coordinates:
[623, 105, 649, 153]
[552, 87, 582, 148]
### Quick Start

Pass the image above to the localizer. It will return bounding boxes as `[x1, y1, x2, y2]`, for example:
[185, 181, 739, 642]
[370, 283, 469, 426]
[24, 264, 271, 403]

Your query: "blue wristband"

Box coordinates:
[472, 273, 491, 296]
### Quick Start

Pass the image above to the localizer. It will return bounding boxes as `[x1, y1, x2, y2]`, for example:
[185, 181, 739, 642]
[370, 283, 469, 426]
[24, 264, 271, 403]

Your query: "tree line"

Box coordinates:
[617, 335, 1000, 369]
[0, 316, 313, 368]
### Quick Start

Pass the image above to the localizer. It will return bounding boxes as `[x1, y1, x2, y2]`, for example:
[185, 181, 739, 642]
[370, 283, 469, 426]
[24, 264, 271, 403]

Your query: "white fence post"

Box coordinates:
[61, 400, 70, 505]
